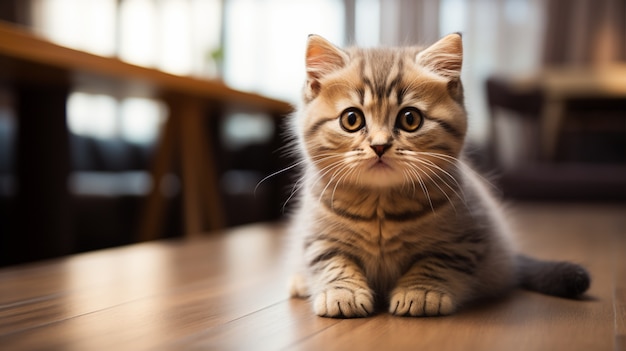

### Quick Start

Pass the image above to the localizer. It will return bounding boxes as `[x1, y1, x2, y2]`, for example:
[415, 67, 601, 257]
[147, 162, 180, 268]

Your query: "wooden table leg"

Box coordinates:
[178, 98, 205, 236]
[137, 96, 224, 241]
[136, 108, 178, 242]
[177, 97, 224, 236]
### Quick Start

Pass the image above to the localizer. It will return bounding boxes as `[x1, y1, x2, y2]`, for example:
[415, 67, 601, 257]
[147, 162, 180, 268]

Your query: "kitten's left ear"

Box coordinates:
[416, 33, 463, 80]
[304, 35, 349, 99]
[306, 35, 348, 80]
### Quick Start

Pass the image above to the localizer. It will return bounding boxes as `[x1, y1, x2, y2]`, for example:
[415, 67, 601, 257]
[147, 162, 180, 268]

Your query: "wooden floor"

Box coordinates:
[0, 202, 624, 350]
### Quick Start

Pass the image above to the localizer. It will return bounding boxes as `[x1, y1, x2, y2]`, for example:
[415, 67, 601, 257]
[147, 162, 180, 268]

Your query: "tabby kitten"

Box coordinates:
[287, 33, 590, 318]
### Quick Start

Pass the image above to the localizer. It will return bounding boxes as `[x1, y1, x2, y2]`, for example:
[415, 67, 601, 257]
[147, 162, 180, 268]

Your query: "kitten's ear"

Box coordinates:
[306, 35, 348, 80]
[416, 33, 463, 80]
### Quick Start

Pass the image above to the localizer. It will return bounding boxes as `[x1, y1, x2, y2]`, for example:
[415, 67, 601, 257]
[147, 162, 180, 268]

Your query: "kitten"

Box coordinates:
[286, 33, 590, 318]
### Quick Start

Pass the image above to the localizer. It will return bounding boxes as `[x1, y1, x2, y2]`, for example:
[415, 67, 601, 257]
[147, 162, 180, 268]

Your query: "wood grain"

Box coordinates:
[0, 203, 624, 350]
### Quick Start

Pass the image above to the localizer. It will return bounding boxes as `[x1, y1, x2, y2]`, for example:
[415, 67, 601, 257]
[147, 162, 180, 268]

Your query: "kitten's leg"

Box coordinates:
[288, 272, 310, 298]
[389, 260, 464, 317]
[309, 255, 374, 318]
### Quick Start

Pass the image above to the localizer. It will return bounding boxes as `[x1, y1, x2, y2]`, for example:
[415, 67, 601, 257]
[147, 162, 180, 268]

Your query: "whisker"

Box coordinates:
[280, 154, 348, 211]
[331, 163, 357, 206]
[282, 174, 308, 213]
[410, 160, 458, 213]
[401, 169, 414, 194]
[406, 165, 434, 212]
[412, 157, 467, 207]
[254, 161, 303, 196]
[417, 151, 499, 192]
[317, 162, 349, 204]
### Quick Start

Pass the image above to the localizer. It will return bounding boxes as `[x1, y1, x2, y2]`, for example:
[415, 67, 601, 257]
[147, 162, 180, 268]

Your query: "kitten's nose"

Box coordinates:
[371, 144, 391, 157]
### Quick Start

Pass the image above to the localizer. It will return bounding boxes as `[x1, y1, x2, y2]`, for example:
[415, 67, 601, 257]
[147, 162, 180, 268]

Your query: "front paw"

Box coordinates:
[313, 286, 374, 318]
[389, 287, 456, 316]
[288, 273, 309, 298]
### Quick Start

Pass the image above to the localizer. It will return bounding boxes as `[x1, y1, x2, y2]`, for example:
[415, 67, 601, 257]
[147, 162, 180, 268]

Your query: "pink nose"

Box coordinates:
[371, 144, 391, 157]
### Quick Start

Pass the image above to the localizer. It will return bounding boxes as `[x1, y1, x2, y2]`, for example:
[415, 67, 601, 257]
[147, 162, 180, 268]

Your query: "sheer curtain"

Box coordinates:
[444, 0, 546, 143]
[222, 0, 345, 102]
[543, 0, 625, 65]
[375, 0, 545, 143]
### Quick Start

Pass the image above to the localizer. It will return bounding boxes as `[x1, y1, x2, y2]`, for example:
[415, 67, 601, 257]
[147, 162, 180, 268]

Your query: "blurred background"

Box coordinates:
[0, 0, 624, 266]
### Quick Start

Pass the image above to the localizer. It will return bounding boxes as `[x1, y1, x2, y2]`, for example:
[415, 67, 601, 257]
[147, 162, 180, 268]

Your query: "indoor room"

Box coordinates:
[0, 0, 624, 350]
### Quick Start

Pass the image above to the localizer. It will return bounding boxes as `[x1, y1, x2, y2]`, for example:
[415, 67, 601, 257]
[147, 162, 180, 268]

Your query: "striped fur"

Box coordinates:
[287, 34, 590, 318]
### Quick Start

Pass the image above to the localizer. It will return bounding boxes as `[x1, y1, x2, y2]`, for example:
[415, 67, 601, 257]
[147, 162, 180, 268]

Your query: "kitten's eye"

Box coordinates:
[339, 108, 365, 132]
[395, 107, 423, 132]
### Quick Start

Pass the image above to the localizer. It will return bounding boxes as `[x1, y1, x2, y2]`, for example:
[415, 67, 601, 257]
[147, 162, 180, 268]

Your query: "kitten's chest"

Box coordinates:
[360, 219, 419, 294]
[331, 189, 433, 240]
[318, 184, 448, 260]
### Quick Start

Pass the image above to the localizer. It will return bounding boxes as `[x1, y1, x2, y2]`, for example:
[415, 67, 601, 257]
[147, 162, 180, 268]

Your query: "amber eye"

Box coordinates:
[395, 107, 423, 132]
[339, 108, 366, 132]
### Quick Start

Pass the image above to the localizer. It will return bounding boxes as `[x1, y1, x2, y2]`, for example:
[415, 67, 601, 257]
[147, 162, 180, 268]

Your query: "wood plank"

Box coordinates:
[0, 204, 623, 350]
[172, 290, 614, 351]
[0, 224, 285, 336]
[0, 267, 289, 351]
[161, 299, 341, 351]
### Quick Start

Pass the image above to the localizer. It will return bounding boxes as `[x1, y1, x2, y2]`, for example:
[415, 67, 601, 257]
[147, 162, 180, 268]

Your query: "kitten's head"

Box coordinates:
[294, 34, 467, 189]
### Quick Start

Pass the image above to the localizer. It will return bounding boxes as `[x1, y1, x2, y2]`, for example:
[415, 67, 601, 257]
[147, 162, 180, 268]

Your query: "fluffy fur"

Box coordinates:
[286, 34, 590, 318]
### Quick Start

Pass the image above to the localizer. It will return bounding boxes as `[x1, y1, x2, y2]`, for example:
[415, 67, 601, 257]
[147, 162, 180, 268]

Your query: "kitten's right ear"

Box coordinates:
[416, 33, 463, 80]
[305, 35, 348, 81]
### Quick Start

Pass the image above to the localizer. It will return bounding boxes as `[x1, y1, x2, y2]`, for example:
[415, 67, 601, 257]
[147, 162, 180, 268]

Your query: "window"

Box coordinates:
[222, 0, 345, 102]
[32, 0, 222, 143]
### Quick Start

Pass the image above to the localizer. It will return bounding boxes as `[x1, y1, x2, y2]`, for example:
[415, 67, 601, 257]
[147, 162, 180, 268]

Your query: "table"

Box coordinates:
[502, 64, 626, 160]
[0, 21, 292, 263]
[1, 202, 624, 350]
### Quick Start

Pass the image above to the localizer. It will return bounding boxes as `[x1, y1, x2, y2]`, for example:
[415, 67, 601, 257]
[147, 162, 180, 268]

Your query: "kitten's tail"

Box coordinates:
[516, 255, 590, 298]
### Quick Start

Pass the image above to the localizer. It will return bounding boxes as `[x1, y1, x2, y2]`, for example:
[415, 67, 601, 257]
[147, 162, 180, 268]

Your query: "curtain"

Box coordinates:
[379, 0, 441, 46]
[543, 0, 626, 66]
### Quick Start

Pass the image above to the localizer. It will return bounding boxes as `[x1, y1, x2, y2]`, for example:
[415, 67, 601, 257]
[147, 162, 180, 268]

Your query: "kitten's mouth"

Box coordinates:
[369, 158, 392, 170]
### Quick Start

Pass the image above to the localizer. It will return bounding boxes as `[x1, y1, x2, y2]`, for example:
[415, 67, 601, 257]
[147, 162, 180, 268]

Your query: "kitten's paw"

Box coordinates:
[313, 287, 374, 318]
[288, 273, 309, 298]
[389, 287, 456, 317]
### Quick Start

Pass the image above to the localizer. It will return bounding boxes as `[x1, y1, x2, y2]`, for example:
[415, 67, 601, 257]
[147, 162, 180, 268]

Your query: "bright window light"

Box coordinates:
[222, 113, 274, 150]
[119, 0, 158, 67]
[158, 0, 193, 75]
[33, 0, 116, 56]
[67, 92, 118, 139]
[189, 0, 223, 78]
[120, 98, 166, 144]
[439, 0, 467, 36]
[356, 0, 380, 46]
[223, 0, 345, 102]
